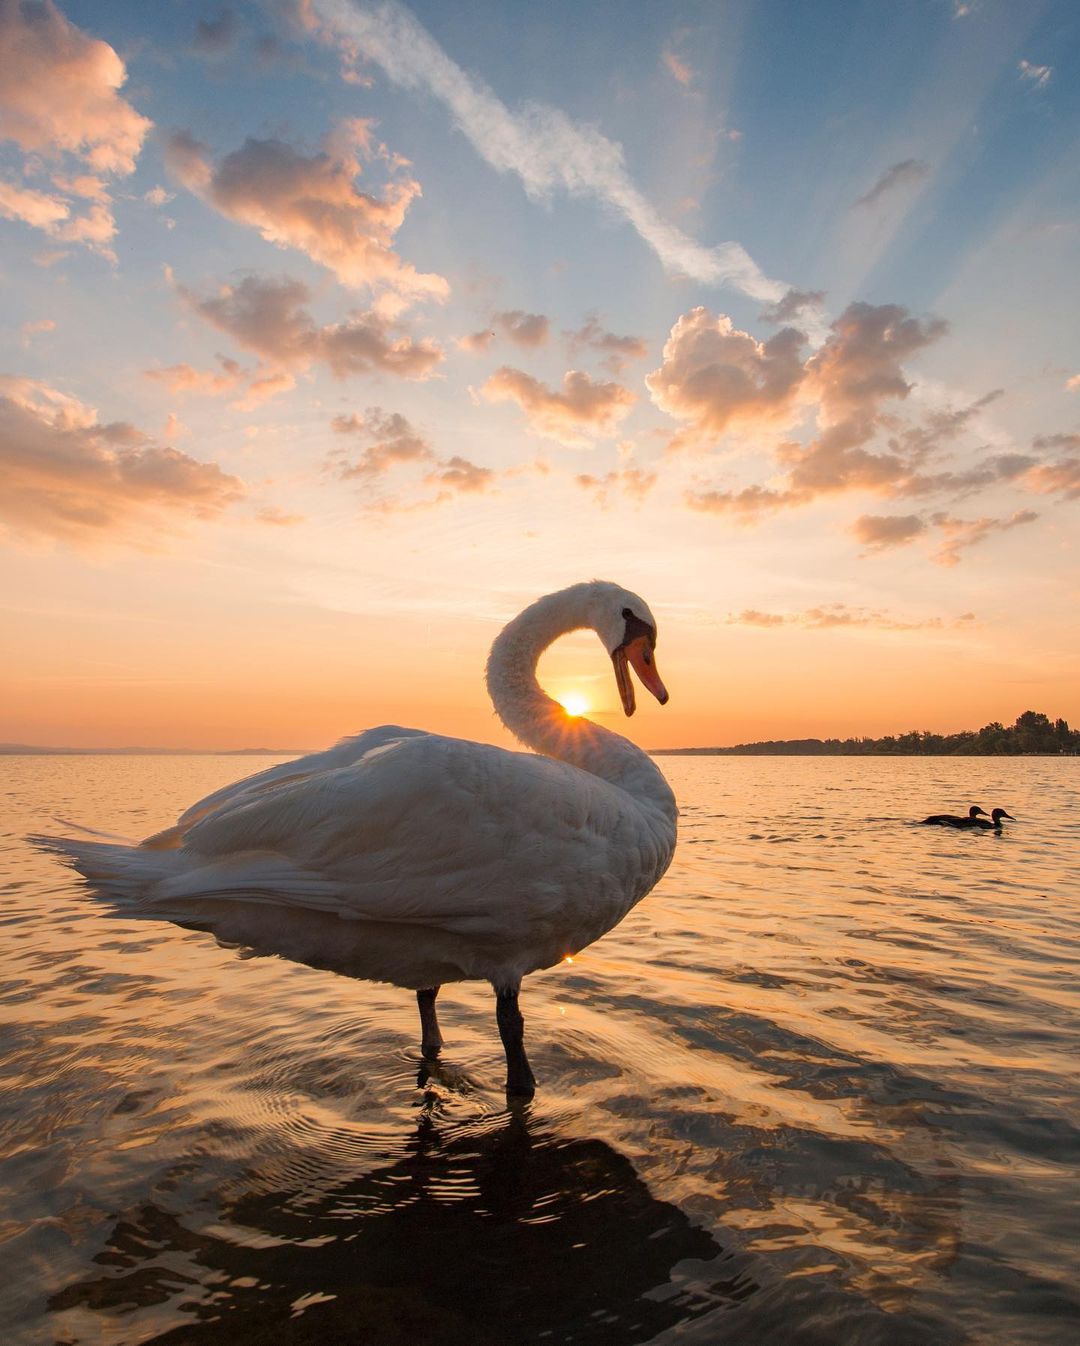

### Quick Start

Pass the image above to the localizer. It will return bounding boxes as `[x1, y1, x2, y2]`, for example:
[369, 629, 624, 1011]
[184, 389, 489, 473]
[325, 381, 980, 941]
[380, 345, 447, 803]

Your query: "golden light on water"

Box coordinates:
[559, 692, 590, 718]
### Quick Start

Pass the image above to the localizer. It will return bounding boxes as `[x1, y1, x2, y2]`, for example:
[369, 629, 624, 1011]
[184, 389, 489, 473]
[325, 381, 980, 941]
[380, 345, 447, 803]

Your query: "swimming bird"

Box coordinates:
[919, 805, 988, 828]
[33, 581, 677, 1098]
[973, 808, 1016, 830]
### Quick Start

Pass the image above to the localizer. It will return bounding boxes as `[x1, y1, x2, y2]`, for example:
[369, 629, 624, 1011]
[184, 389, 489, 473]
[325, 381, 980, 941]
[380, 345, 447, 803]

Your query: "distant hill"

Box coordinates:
[652, 711, 1080, 757]
[0, 744, 309, 756]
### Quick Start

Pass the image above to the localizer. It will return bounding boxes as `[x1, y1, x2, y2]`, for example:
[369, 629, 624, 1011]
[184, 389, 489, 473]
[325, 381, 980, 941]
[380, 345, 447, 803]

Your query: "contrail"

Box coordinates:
[313, 0, 789, 305]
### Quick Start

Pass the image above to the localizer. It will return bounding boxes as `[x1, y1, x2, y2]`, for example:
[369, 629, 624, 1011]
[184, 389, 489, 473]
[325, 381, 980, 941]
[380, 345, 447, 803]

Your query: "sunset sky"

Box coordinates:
[2, 0, 1078, 750]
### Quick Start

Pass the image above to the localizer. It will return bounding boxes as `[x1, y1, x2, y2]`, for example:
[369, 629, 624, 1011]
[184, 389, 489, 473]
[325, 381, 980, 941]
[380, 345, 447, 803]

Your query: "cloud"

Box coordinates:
[194, 8, 238, 55]
[0, 0, 150, 255]
[1018, 59, 1052, 88]
[646, 307, 808, 441]
[728, 603, 976, 632]
[424, 454, 495, 495]
[491, 309, 549, 347]
[311, 0, 790, 304]
[255, 505, 305, 525]
[331, 407, 434, 477]
[850, 508, 1039, 564]
[178, 273, 443, 380]
[143, 185, 174, 207]
[19, 317, 55, 345]
[685, 483, 791, 520]
[482, 365, 635, 446]
[1066, 374, 1080, 392]
[855, 159, 929, 210]
[759, 288, 826, 325]
[575, 465, 656, 506]
[661, 44, 693, 87]
[850, 513, 929, 551]
[0, 374, 243, 547]
[1021, 435, 1080, 500]
[145, 358, 243, 396]
[164, 121, 447, 300]
[564, 316, 648, 373]
[931, 509, 1038, 565]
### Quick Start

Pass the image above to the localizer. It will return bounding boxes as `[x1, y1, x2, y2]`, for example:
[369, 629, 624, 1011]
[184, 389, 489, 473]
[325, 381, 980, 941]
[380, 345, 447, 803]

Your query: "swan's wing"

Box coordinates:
[142, 726, 429, 847]
[170, 734, 650, 936]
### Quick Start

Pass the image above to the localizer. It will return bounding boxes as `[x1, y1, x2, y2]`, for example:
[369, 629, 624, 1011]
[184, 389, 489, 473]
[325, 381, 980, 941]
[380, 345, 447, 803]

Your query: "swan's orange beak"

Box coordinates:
[613, 637, 669, 716]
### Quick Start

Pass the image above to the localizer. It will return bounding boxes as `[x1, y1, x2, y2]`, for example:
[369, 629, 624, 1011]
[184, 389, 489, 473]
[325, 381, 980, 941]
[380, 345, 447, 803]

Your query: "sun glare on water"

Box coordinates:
[559, 691, 590, 718]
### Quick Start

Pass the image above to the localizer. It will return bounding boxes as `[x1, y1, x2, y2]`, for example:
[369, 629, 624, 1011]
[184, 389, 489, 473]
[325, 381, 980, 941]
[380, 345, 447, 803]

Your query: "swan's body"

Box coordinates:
[919, 805, 987, 828]
[34, 581, 676, 1094]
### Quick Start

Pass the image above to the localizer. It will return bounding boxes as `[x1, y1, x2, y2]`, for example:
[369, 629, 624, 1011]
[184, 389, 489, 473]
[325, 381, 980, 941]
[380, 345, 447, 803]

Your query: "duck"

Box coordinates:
[33, 581, 678, 1098]
[919, 805, 988, 828]
[973, 808, 1016, 831]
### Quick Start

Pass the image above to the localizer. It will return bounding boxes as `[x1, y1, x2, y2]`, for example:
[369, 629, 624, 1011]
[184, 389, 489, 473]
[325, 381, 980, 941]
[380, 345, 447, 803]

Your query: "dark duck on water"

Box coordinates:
[973, 808, 1016, 830]
[919, 805, 988, 828]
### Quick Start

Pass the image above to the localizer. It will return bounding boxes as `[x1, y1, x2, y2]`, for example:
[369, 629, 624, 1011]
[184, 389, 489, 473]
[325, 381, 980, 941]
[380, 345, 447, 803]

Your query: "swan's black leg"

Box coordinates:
[417, 986, 443, 1057]
[495, 983, 536, 1098]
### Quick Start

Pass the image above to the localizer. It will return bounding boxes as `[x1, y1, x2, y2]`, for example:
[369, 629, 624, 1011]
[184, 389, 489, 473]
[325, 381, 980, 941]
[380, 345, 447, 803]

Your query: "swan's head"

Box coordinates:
[588, 583, 668, 717]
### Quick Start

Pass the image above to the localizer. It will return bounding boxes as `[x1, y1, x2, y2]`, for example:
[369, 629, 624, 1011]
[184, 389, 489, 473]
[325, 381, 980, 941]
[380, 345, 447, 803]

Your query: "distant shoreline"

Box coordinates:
[0, 746, 310, 757]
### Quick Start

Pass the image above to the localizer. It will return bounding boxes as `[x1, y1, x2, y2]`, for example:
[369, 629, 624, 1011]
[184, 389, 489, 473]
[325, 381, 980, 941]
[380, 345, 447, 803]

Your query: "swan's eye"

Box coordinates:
[622, 607, 632, 619]
[642, 649, 652, 666]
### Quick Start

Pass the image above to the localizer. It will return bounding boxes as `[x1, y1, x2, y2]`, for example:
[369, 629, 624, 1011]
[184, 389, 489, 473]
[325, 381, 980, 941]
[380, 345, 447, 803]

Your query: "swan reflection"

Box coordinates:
[50, 1109, 753, 1344]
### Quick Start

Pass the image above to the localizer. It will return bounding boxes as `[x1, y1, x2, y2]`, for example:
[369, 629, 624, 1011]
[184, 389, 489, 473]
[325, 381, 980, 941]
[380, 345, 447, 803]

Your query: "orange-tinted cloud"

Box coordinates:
[424, 455, 495, 495]
[759, 288, 826, 325]
[729, 603, 976, 632]
[482, 365, 635, 447]
[164, 122, 447, 301]
[144, 358, 244, 396]
[0, 0, 150, 172]
[332, 408, 434, 478]
[575, 466, 657, 506]
[178, 273, 443, 381]
[0, 0, 150, 256]
[931, 509, 1039, 566]
[0, 375, 243, 547]
[850, 513, 928, 551]
[646, 307, 807, 441]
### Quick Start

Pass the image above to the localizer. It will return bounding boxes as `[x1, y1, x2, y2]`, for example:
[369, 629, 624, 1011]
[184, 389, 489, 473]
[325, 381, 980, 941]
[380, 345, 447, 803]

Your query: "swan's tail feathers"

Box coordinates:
[29, 835, 183, 901]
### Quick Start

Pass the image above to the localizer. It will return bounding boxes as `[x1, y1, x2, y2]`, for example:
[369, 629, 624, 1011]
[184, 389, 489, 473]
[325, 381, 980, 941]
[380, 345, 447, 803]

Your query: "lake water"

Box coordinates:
[1, 753, 1078, 1345]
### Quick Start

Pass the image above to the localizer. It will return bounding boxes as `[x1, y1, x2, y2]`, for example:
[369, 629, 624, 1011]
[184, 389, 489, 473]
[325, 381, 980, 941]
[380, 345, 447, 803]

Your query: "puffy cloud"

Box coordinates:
[459, 310, 550, 352]
[459, 327, 495, 353]
[728, 603, 976, 632]
[564, 316, 648, 373]
[759, 288, 826, 325]
[855, 159, 929, 210]
[178, 273, 443, 381]
[575, 465, 656, 506]
[230, 369, 296, 411]
[850, 513, 928, 551]
[932, 510, 1039, 566]
[1014, 436, 1080, 501]
[646, 307, 807, 440]
[0, 0, 150, 172]
[0, 375, 243, 546]
[685, 483, 790, 519]
[1018, 59, 1051, 88]
[164, 122, 447, 301]
[332, 407, 434, 478]
[0, 0, 149, 255]
[482, 365, 635, 447]
[424, 454, 495, 495]
[330, 407, 494, 505]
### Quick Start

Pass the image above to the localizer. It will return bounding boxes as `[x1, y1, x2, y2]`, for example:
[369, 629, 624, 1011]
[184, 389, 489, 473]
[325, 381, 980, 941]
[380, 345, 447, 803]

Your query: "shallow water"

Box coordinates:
[1, 753, 1078, 1345]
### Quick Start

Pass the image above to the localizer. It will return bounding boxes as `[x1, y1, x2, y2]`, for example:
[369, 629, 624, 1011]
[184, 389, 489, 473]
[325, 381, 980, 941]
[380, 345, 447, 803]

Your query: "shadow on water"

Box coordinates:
[49, 1100, 750, 1346]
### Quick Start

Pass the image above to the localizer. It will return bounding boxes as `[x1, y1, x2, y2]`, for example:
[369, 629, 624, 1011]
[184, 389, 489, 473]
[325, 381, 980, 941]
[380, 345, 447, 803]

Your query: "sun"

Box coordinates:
[559, 690, 590, 718]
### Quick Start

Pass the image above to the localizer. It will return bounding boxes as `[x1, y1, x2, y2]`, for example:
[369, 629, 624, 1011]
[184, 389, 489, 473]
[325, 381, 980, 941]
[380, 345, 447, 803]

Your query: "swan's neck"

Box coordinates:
[485, 586, 675, 818]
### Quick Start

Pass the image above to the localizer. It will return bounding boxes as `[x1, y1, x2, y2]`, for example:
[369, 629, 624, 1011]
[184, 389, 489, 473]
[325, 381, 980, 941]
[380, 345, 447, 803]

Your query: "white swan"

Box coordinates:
[35, 580, 677, 1095]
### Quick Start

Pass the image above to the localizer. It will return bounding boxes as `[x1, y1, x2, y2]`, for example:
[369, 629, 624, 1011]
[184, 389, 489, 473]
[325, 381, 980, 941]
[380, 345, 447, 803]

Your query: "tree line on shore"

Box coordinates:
[655, 711, 1080, 756]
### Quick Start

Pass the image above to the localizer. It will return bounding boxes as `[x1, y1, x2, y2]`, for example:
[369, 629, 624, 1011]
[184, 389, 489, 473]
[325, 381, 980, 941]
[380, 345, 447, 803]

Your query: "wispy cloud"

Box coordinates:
[312, 0, 788, 303]
[855, 159, 929, 210]
[1018, 59, 1052, 88]
[482, 366, 635, 447]
[728, 603, 976, 632]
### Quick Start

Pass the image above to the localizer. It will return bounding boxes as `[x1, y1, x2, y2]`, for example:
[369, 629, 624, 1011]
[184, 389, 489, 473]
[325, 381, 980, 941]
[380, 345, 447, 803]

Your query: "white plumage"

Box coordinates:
[34, 580, 677, 1094]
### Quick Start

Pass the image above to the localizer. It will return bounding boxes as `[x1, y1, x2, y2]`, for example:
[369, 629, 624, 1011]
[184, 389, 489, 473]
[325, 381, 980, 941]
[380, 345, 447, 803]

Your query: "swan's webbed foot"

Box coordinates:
[417, 986, 443, 1058]
[495, 983, 536, 1099]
